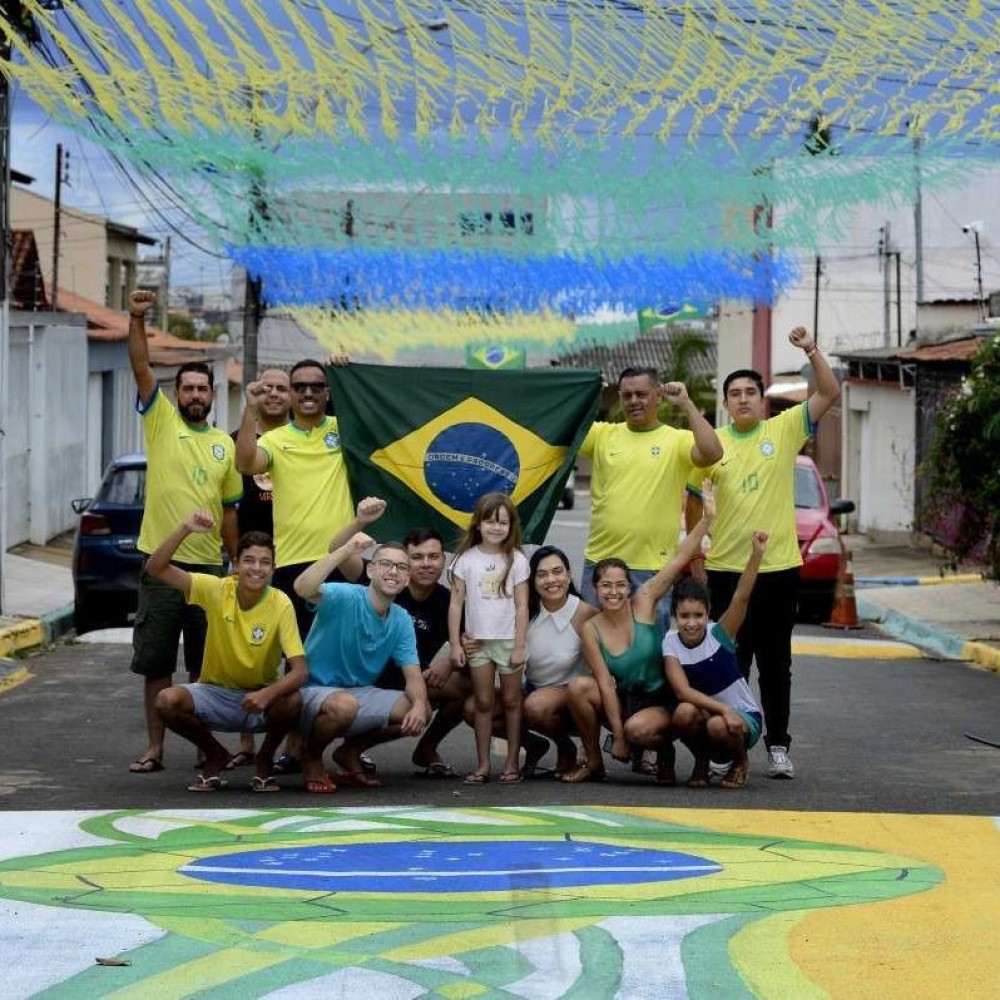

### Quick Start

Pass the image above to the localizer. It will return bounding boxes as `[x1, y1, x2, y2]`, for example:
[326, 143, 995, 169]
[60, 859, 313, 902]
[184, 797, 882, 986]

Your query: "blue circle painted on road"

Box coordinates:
[180, 840, 721, 893]
[423, 422, 519, 512]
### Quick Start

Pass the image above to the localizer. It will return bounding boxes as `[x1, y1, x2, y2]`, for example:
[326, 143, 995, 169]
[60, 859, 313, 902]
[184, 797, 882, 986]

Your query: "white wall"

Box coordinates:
[842, 379, 915, 537]
[7, 314, 89, 545]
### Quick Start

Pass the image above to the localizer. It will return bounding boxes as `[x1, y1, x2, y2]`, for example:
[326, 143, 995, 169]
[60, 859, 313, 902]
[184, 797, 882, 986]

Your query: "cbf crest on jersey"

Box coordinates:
[328, 364, 601, 543]
[324, 431, 341, 451]
[211, 444, 226, 461]
[249, 623, 268, 646]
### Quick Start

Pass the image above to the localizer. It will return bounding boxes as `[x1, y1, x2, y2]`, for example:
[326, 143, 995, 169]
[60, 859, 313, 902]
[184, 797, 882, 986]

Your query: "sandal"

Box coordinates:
[188, 774, 228, 793]
[225, 751, 255, 770]
[272, 754, 303, 775]
[560, 762, 607, 784]
[330, 770, 383, 789]
[463, 771, 490, 785]
[721, 758, 750, 790]
[499, 770, 523, 784]
[414, 761, 459, 779]
[249, 775, 280, 793]
[128, 756, 163, 774]
[304, 774, 337, 794]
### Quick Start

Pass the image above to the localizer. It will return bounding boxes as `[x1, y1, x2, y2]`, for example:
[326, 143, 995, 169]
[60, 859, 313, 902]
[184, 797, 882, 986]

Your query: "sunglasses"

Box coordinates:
[291, 381, 327, 394]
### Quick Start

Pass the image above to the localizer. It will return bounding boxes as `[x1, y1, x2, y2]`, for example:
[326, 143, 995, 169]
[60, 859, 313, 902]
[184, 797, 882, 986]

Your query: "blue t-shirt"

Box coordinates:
[305, 583, 418, 687]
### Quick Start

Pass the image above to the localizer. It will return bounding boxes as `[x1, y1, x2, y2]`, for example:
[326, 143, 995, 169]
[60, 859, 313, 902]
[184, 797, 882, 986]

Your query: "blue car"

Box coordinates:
[70, 454, 146, 634]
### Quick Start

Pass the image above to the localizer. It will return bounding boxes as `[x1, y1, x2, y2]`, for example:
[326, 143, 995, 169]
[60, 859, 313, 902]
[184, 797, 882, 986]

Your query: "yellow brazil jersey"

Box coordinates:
[187, 574, 304, 689]
[257, 416, 354, 568]
[691, 402, 814, 573]
[137, 390, 242, 564]
[579, 421, 696, 570]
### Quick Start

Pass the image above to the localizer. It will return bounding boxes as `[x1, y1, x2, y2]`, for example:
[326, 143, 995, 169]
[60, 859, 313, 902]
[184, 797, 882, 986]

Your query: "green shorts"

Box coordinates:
[468, 638, 521, 675]
[130, 562, 223, 680]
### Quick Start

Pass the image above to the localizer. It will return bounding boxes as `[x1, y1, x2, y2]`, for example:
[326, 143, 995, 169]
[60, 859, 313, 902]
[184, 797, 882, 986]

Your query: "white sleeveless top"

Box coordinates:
[526, 594, 587, 688]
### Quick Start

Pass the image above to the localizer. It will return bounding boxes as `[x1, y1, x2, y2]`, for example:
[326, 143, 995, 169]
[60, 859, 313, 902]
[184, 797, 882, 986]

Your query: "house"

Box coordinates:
[4, 233, 232, 547]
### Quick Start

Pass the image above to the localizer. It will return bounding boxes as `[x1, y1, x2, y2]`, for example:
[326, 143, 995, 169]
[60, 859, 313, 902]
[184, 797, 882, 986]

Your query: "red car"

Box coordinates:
[795, 455, 855, 622]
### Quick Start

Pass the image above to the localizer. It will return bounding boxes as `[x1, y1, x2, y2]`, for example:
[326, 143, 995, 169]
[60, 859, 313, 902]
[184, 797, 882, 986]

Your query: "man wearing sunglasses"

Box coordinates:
[236, 358, 361, 638]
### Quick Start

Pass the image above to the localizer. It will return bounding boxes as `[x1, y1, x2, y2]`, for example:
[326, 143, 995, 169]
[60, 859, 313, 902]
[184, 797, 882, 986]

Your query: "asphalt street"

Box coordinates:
[1, 497, 997, 815]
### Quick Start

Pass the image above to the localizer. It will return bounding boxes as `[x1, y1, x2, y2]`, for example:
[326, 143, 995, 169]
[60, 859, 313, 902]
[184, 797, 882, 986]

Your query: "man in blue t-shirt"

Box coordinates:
[293, 532, 430, 793]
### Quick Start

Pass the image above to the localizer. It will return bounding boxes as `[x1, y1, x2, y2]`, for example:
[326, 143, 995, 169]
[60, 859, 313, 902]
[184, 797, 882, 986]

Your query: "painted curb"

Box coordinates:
[41, 604, 75, 645]
[0, 618, 44, 657]
[857, 595, 1000, 674]
[792, 637, 923, 660]
[856, 573, 983, 587]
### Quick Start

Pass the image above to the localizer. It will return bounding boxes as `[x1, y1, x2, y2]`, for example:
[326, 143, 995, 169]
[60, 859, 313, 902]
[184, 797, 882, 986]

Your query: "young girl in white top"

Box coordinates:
[449, 492, 530, 784]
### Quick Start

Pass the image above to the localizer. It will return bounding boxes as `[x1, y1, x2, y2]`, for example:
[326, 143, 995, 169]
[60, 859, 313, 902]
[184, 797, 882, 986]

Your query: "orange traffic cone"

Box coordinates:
[823, 546, 863, 630]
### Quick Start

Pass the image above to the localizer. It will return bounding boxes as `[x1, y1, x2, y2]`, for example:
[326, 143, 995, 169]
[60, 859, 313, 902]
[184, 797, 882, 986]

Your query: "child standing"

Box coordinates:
[662, 531, 768, 789]
[449, 492, 530, 784]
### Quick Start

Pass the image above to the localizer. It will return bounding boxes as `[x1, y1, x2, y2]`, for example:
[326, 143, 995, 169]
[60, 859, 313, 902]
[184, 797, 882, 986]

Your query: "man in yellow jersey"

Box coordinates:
[579, 368, 723, 635]
[236, 358, 362, 639]
[126, 290, 242, 776]
[148, 511, 307, 793]
[685, 326, 840, 780]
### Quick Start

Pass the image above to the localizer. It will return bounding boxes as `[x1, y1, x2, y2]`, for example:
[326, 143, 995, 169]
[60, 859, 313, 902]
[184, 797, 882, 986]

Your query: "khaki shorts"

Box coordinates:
[182, 682, 267, 732]
[299, 685, 403, 738]
[468, 638, 521, 675]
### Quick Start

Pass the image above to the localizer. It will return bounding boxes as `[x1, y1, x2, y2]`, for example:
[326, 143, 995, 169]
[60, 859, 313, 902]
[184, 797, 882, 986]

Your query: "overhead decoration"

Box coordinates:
[3, 1, 997, 354]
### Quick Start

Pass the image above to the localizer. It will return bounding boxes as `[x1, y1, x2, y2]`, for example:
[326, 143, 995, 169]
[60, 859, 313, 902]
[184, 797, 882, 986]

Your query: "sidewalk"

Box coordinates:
[846, 533, 1000, 673]
[1, 536, 999, 672]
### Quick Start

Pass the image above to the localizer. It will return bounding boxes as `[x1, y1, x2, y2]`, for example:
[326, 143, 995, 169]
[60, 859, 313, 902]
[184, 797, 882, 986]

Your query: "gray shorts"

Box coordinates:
[300, 685, 403, 738]
[182, 683, 267, 732]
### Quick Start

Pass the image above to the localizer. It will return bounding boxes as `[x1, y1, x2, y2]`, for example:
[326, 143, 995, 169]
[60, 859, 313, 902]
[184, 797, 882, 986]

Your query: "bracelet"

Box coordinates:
[129, 312, 145, 319]
[805, 345, 818, 357]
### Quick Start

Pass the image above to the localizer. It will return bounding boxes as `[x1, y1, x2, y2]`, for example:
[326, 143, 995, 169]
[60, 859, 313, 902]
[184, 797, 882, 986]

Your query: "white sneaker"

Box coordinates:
[708, 760, 732, 780]
[766, 746, 795, 779]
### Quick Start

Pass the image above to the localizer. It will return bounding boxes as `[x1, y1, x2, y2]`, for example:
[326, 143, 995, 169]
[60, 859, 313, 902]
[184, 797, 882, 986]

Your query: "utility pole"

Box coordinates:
[812, 255, 822, 344]
[880, 222, 892, 347]
[242, 86, 265, 387]
[51, 142, 64, 310]
[913, 135, 924, 306]
[162, 235, 171, 331]
[895, 251, 902, 345]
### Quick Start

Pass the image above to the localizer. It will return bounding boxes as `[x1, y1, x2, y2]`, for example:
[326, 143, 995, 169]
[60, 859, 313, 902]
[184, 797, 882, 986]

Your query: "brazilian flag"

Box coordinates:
[327, 364, 601, 544]
[465, 344, 526, 369]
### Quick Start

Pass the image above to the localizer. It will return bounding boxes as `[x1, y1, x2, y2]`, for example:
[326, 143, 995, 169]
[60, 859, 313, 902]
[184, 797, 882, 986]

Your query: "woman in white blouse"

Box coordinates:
[523, 546, 598, 777]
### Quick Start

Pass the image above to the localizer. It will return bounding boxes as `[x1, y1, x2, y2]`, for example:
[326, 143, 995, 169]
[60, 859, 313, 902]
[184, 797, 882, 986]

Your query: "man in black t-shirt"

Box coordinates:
[336, 528, 472, 780]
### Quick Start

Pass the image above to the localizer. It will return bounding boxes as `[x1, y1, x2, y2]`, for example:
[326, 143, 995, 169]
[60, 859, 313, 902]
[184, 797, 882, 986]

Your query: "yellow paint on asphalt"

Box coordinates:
[793, 638, 923, 659]
[0, 666, 32, 695]
[101, 946, 289, 1000]
[621, 808, 1000, 1000]
[256, 920, 404, 949]
[730, 910, 827, 1000]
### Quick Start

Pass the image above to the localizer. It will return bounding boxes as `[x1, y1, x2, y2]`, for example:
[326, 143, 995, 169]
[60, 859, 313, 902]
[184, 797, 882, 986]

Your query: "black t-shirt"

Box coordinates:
[395, 583, 451, 669]
[231, 429, 274, 537]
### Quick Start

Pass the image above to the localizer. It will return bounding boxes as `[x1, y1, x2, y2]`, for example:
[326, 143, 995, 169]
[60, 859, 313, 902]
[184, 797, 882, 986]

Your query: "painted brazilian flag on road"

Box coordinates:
[328, 365, 601, 544]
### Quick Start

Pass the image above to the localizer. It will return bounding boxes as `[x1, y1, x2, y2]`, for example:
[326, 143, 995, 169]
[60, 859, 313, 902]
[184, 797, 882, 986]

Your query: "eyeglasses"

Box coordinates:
[373, 558, 410, 574]
[291, 381, 327, 394]
[596, 581, 630, 592]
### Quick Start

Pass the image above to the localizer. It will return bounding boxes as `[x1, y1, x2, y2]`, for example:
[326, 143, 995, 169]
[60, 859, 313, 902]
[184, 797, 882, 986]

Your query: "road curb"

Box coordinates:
[857, 595, 1000, 674]
[792, 637, 923, 659]
[0, 604, 75, 659]
[856, 573, 983, 587]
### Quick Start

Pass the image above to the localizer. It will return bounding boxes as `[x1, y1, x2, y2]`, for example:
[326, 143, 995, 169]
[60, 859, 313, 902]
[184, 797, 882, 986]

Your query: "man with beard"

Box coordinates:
[126, 290, 242, 775]
[293, 533, 430, 794]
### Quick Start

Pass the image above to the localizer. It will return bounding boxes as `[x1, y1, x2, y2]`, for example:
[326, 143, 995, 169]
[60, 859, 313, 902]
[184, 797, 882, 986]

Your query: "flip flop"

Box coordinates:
[413, 761, 458, 779]
[249, 775, 280, 793]
[272, 754, 303, 775]
[188, 774, 229, 793]
[128, 756, 163, 774]
[463, 771, 490, 785]
[560, 763, 608, 784]
[225, 751, 255, 770]
[499, 770, 524, 784]
[330, 770, 383, 789]
[304, 774, 337, 794]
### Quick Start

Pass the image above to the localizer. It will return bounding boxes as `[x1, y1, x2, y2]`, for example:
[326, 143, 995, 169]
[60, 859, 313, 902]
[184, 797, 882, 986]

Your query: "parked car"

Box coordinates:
[71, 454, 146, 634]
[561, 466, 577, 510]
[795, 455, 855, 622]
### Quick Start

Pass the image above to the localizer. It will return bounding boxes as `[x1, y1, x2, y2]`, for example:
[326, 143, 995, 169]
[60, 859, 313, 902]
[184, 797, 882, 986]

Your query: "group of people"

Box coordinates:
[123, 287, 840, 792]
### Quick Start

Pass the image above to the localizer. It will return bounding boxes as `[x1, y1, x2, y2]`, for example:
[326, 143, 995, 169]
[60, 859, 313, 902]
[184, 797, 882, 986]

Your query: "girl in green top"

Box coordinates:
[563, 482, 715, 784]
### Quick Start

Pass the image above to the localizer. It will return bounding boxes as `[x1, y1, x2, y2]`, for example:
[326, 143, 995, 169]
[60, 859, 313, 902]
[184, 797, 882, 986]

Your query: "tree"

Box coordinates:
[922, 335, 1000, 581]
[167, 314, 197, 340]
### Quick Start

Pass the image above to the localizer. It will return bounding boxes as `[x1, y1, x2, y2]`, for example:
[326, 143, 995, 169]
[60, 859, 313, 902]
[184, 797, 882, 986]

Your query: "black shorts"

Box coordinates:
[617, 687, 674, 722]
